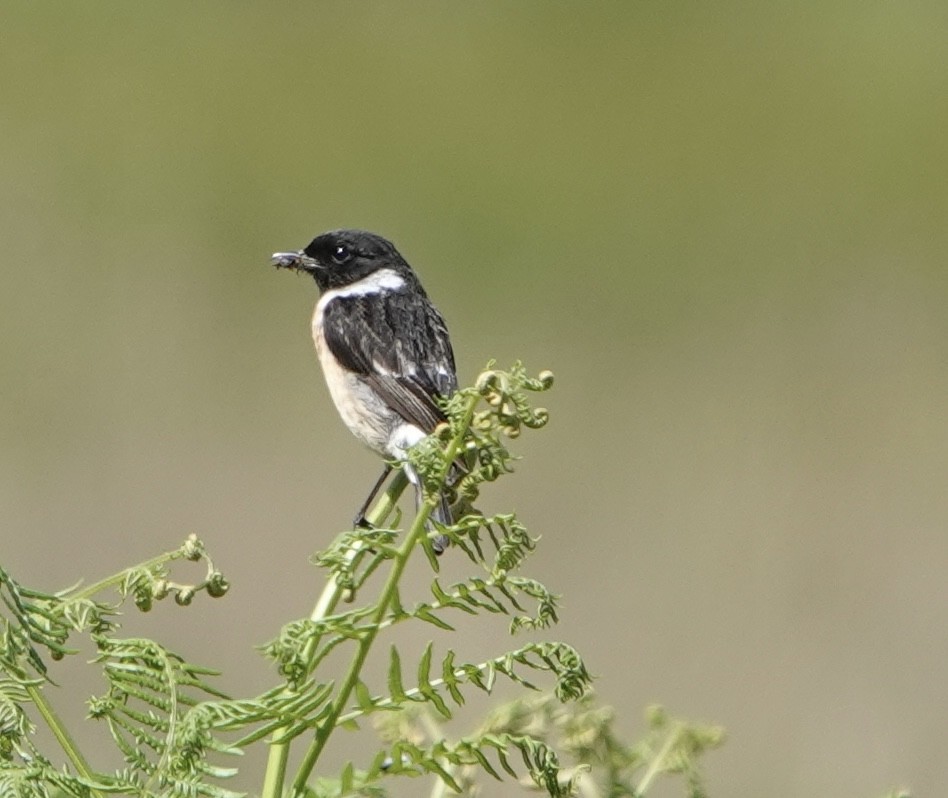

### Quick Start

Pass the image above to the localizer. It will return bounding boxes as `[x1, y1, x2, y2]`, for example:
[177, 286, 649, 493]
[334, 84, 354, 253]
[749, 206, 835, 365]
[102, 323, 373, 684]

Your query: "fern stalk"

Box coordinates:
[27, 683, 100, 789]
[65, 552, 177, 603]
[261, 469, 412, 798]
[288, 392, 479, 797]
[634, 721, 684, 796]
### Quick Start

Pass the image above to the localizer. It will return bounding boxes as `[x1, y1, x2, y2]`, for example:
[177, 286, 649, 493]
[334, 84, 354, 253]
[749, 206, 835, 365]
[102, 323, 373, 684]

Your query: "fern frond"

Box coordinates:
[89, 635, 239, 795]
[337, 641, 591, 728]
[355, 730, 575, 798]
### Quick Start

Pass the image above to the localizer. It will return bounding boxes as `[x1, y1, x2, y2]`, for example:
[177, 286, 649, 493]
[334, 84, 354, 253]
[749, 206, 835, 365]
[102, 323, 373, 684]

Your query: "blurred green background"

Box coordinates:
[2, 2, 947, 795]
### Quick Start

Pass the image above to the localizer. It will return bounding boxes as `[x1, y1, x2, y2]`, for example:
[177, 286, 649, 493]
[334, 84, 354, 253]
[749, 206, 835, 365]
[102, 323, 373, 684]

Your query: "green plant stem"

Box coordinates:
[289, 496, 433, 796]
[260, 737, 291, 798]
[64, 543, 193, 604]
[634, 723, 682, 796]
[27, 684, 101, 795]
[424, 711, 452, 798]
[308, 469, 408, 624]
[290, 397, 479, 797]
[261, 470, 409, 798]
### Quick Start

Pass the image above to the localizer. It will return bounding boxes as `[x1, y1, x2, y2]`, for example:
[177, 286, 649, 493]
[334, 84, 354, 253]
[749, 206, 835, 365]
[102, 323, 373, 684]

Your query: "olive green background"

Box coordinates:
[2, 3, 947, 795]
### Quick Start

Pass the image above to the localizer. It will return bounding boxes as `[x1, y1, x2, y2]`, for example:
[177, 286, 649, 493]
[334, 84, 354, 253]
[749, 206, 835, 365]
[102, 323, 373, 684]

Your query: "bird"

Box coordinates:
[272, 229, 458, 552]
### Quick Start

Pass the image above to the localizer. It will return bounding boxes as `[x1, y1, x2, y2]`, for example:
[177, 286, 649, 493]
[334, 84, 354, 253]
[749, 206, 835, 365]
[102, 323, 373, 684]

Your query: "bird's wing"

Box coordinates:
[321, 291, 457, 433]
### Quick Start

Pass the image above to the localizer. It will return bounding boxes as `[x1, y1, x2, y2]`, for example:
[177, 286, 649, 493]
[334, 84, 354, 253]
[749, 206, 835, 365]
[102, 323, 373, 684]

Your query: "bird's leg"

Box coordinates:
[353, 464, 393, 528]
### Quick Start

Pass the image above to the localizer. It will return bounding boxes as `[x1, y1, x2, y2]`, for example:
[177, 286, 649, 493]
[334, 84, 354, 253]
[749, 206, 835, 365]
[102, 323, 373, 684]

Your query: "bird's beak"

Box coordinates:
[271, 250, 317, 273]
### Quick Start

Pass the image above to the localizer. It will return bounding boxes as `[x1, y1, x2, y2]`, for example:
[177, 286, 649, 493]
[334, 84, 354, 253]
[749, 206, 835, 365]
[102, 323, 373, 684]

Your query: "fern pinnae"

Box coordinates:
[385, 646, 409, 704]
[3, 365, 732, 798]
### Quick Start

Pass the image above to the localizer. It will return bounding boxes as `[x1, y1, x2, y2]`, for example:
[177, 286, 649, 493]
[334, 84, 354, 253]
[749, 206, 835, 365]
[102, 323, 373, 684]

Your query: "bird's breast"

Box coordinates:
[311, 299, 392, 456]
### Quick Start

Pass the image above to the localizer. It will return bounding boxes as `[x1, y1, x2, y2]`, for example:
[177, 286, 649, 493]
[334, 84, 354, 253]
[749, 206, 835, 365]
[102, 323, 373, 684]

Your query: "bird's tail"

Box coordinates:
[404, 462, 452, 554]
[430, 492, 452, 554]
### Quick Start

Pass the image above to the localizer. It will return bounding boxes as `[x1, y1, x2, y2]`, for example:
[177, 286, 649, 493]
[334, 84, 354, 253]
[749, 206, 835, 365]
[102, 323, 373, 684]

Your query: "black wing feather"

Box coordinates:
[321, 291, 457, 434]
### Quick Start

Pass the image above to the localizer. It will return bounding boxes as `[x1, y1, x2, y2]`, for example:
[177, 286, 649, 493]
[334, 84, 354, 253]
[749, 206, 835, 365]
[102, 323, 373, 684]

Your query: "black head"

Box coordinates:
[272, 229, 417, 292]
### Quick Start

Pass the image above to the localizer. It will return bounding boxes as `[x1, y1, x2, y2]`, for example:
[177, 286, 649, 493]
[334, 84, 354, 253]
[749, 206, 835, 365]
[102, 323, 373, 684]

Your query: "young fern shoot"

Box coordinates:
[0, 364, 613, 798]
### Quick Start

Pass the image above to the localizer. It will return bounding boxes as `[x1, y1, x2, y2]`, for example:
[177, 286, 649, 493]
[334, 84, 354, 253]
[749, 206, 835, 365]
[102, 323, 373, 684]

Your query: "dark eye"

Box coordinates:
[331, 245, 352, 265]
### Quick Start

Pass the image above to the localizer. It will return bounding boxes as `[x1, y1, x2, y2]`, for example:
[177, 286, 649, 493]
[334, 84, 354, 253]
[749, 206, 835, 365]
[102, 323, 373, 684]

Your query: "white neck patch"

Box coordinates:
[313, 268, 407, 327]
[324, 268, 406, 300]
